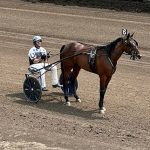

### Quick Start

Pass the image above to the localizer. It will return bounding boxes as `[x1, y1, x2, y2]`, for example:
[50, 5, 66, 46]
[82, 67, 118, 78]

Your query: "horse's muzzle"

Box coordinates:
[137, 54, 142, 59]
[130, 50, 142, 60]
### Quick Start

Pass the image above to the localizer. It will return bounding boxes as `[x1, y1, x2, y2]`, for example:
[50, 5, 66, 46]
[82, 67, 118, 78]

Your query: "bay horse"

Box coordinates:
[60, 33, 141, 114]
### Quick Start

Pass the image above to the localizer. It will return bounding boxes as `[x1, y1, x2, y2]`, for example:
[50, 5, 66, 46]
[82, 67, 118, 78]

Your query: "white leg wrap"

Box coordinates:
[50, 64, 58, 85]
[76, 99, 81, 103]
[99, 107, 106, 114]
[65, 101, 71, 106]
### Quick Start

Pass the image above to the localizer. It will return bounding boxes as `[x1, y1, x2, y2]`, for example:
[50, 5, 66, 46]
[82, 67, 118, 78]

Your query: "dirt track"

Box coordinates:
[0, 0, 150, 149]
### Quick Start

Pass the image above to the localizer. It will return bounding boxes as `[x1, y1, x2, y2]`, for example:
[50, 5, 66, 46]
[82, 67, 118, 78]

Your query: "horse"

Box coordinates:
[60, 33, 141, 114]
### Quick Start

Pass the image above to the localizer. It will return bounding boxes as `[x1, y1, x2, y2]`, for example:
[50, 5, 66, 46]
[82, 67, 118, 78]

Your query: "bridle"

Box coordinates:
[124, 38, 141, 60]
[130, 49, 139, 60]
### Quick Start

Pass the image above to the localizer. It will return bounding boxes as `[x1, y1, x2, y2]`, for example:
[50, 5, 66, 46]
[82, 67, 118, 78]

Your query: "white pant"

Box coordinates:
[29, 63, 59, 88]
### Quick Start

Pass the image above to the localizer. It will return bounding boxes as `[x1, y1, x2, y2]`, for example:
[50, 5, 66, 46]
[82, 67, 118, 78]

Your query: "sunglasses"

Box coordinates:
[36, 40, 42, 43]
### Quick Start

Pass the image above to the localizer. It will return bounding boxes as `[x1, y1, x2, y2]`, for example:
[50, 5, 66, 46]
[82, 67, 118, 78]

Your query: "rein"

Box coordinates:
[45, 51, 83, 70]
[47, 48, 69, 58]
[31, 48, 116, 78]
[29, 52, 79, 78]
[47, 41, 127, 74]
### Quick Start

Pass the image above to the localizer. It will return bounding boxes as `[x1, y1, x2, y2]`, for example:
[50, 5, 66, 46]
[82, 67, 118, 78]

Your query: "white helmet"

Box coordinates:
[32, 36, 42, 43]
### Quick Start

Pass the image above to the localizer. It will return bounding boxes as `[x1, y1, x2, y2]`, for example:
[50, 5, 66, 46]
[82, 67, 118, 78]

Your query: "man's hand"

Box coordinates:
[41, 54, 46, 61]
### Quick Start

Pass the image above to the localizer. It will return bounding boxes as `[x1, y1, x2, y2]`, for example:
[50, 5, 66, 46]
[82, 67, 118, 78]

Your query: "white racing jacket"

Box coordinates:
[28, 46, 47, 65]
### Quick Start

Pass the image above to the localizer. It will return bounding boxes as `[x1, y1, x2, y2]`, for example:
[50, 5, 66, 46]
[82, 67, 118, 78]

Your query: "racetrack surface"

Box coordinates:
[0, 0, 150, 149]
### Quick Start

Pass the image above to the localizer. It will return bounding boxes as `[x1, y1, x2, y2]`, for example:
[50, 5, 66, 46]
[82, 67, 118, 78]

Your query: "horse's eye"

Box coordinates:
[124, 40, 128, 44]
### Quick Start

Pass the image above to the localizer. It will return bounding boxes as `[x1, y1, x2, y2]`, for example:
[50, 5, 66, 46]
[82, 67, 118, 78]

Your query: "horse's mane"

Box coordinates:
[97, 37, 123, 57]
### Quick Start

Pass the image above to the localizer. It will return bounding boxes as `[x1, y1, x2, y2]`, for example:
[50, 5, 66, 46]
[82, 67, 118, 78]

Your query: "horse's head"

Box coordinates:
[123, 33, 142, 60]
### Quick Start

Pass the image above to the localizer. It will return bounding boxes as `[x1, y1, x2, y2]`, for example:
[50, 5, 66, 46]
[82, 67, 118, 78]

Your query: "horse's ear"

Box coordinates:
[126, 33, 130, 40]
[123, 33, 130, 43]
[130, 32, 134, 38]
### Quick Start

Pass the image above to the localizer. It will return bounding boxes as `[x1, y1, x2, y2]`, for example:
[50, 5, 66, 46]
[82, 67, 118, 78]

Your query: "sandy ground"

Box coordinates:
[0, 0, 150, 149]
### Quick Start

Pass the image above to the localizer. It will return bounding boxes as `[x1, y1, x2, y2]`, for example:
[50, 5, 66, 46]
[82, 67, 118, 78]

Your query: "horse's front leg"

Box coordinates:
[99, 76, 111, 114]
[99, 89, 106, 114]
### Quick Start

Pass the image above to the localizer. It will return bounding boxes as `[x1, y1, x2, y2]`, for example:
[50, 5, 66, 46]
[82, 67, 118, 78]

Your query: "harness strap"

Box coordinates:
[88, 47, 97, 73]
[107, 57, 116, 74]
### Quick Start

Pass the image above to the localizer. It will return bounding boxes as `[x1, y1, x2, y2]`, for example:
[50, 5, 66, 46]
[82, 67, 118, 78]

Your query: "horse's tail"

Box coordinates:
[60, 45, 65, 54]
[60, 45, 65, 88]
[60, 45, 65, 70]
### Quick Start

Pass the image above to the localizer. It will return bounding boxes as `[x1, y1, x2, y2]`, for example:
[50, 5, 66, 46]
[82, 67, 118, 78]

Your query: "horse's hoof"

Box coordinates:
[65, 101, 71, 106]
[99, 107, 106, 114]
[76, 99, 81, 103]
[100, 110, 105, 114]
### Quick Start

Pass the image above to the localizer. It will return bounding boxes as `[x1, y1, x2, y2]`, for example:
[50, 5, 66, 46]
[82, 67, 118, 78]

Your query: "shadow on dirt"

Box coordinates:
[7, 92, 109, 120]
[21, 0, 150, 13]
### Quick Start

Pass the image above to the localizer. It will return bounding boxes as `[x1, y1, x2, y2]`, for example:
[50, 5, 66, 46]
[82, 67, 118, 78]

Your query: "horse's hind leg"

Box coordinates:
[63, 68, 72, 106]
[60, 59, 72, 106]
[74, 91, 81, 103]
[72, 65, 81, 102]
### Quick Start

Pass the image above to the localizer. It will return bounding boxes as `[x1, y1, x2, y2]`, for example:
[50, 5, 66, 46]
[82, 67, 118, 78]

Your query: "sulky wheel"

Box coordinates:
[59, 73, 78, 92]
[23, 76, 42, 103]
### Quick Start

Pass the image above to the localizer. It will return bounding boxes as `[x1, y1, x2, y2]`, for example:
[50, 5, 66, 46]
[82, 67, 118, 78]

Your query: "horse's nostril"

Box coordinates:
[137, 54, 142, 59]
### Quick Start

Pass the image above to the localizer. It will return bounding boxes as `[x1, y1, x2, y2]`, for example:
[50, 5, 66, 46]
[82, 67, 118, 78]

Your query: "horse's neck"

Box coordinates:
[110, 45, 124, 66]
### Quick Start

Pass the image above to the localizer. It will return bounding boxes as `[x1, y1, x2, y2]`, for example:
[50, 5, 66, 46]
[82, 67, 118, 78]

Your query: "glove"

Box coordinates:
[41, 54, 46, 61]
